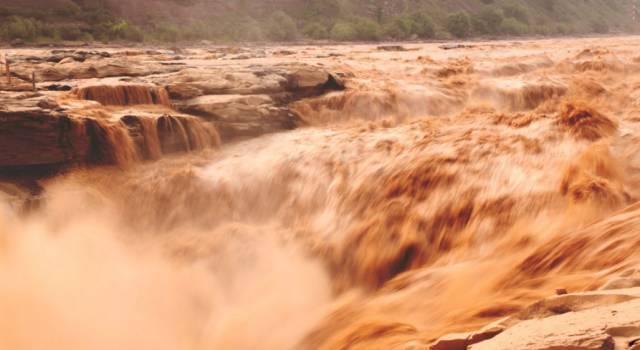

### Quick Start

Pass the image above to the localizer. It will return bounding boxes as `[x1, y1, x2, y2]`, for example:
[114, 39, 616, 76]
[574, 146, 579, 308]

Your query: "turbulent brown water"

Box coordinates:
[3, 37, 640, 349]
[74, 83, 172, 106]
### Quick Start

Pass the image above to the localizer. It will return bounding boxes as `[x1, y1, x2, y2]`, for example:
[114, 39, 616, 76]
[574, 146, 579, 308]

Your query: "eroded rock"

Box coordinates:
[430, 333, 468, 350]
[0, 108, 89, 167]
[469, 298, 640, 350]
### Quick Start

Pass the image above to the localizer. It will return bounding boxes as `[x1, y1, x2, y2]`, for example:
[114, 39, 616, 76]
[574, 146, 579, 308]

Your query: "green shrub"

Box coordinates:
[503, 3, 529, 24]
[500, 17, 528, 35]
[446, 11, 471, 38]
[238, 17, 264, 41]
[351, 16, 382, 41]
[303, 22, 329, 40]
[410, 12, 435, 38]
[479, 6, 504, 34]
[2, 16, 40, 41]
[554, 23, 573, 35]
[470, 15, 488, 35]
[266, 11, 298, 41]
[57, 24, 84, 41]
[150, 22, 179, 42]
[382, 13, 434, 40]
[330, 21, 356, 41]
[110, 21, 144, 42]
[382, 21, 403, 39]
[80, 32, 94, 42]
[383, 16, 413, 39]
[304, 0, 341, 20]
[53, 1, 82, 19]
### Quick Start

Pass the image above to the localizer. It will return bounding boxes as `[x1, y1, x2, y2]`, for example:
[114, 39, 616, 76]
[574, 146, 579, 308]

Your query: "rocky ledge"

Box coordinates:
[431, 270, 640, 350]
[0, 47, 345, 172]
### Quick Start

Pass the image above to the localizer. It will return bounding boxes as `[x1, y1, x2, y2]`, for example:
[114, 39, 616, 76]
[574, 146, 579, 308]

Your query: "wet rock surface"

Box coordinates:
[432, 280, 640, 350]
[0, 47, 344, 171]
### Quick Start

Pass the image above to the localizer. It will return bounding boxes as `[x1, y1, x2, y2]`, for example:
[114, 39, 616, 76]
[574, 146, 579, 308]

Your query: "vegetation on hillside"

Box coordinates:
[0, 0, 636, 44]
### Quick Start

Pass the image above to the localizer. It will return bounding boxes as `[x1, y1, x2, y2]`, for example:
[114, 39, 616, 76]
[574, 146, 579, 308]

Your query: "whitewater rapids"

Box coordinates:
[3, 36, 640, 349]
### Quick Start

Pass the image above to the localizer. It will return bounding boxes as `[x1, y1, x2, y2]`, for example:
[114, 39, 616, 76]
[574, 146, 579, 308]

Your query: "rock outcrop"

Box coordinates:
[162, 64, 343, 139]
[431, 275, 640, 350]
[0, 49, 345, 171]
[176, 94, 296, 140]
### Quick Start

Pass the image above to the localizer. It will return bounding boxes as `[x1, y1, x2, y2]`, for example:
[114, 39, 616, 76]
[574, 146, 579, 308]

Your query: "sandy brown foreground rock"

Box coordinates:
[161, 64, 343, 100]
[600, 270, 640, 291]
[469, 298, 640, 350]
[176, 94, 296, 139]
[11, 56, 182, 82]
[164, 68, 289, 99]
[429, 287, 640, 350]
[430, 326, 504, 350]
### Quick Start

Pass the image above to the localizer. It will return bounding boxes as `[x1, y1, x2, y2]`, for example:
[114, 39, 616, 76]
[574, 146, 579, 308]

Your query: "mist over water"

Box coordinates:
[3, 37, 640, 349]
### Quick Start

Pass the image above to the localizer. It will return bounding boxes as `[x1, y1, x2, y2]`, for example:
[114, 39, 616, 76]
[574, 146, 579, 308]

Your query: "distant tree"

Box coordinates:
[503, 3, 529, 24]
[57, 24, 84, 40]
[2, 16, 40, 41]
[384, 16, 413, 39]
[53, 0, 82, 18]
[471, 15, 488, 35]
[500, 17, 528, 35]
[239, 16, 264, 41]
[351, 16, 382, 40]
[479, 6, 504, 34]
[383, 12, 434, 39]
[110, 20, 143, 41]
[447, 11, 471, 38]
[410, 12, 435, 38]
[266, 11, 298, 41]
[330, 21, 356, 41]
[303, 22, 329, 39]
[304, 0, 341, 19]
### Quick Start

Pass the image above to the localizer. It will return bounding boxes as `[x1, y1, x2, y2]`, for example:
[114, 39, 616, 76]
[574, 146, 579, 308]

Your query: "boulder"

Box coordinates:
[430, 333, 469, 350]
[430, 326, 504, 350]
[176, 94, 296, 140]
[600, 270, 640, 291]
[600, 278, 640, 291]
[163, 64, 344, 101]
[177, 94, 275, 119]
[164, 68, 288, 98]
[469, 298, 640, 350]
[286, 68, 345, 97]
